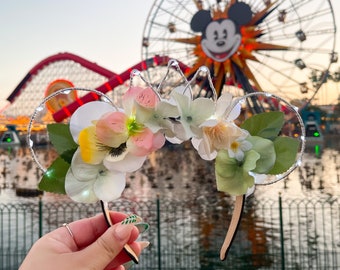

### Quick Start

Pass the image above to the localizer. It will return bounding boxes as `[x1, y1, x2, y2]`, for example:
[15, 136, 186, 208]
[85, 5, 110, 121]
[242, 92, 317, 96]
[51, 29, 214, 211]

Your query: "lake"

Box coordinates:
[0, 135, 339, 203]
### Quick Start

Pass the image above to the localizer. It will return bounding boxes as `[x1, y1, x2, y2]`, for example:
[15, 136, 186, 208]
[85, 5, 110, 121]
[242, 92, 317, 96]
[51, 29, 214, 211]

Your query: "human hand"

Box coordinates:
[20, 211, 149, 270]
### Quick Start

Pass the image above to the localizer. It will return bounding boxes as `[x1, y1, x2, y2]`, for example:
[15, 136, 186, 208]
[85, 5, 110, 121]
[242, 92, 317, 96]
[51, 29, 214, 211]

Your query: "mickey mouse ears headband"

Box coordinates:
[27, 59, 305, 261]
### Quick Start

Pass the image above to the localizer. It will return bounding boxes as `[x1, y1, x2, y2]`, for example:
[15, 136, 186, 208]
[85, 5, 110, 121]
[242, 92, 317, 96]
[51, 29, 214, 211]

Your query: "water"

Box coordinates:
[1, 136, 339, 203]
[0, 136, 339, 269]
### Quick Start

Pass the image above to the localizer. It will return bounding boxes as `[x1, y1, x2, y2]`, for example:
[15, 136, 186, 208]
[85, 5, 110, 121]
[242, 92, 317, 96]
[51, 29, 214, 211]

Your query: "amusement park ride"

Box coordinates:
[0, 0, 338, 135]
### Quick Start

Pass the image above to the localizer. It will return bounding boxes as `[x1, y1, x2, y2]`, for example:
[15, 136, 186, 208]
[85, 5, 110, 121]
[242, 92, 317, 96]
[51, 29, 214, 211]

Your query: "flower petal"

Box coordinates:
[171, 91, 190, 114]
[78, 126, 107, 164]
[127, 129, 165, 156]
[166, 134, 184, 144]
[246, 136, 276, 174]
[200, 119, 218, 128]
[123, 86, 143, 100]
[65, 168, 98, 203]
[171, 85, 191, 97]
[151, 132, 166, 150]
[122, 86, 143, 113]
[249, 172, 267, 184]
[215, 149, 259, 195]
[128, 130, 153, 155]
[157, 100, 180, 118]
[134, 103, 154, 125]
[191, 136, 217, 160]
[93, 170, 126, 202]
[70, 149, 104, 181]
[135, 87, 158, 108]
[70, 101, 116, 143]
[226, 102, 241, 122]
[216, 93, 233, 117]
[96, 111, 129, 147]
[190, 98, 215, 126]
[104, 152, 146, 172]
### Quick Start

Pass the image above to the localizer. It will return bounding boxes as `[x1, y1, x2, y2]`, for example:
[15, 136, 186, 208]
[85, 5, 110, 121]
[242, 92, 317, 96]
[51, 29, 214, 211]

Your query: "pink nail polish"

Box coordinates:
[139, 241, 150, 250]
[114, 223, 133, 241]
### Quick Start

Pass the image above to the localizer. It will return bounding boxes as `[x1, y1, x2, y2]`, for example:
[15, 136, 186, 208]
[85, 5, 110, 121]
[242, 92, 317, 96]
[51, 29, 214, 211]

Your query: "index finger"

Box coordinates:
[53, 211, 134, 250]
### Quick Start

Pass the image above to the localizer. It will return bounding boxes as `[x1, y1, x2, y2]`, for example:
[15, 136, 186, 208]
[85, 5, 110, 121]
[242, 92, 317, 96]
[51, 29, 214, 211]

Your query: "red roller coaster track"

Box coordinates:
[53, 55, 188, 122]
[5, 52, 190, 122]
[6, 52, 117, 104]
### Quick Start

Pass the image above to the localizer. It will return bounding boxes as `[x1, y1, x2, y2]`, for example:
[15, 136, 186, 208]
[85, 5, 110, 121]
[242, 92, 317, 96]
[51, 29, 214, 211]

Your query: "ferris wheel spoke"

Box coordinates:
[147, 20, 196, 36]
[254, 51, 298, 67]
[172, 0, 197, 16]
[250, 60, 303, 86]
[148, 39, 193, 51]
[287, 46, 335, 56]
[259, 32, 334, 45]
[151, 0, 196, 24]
[248, 69, 309, 101]
[254, 53, 329, 77]
[265, 9, 332, 34]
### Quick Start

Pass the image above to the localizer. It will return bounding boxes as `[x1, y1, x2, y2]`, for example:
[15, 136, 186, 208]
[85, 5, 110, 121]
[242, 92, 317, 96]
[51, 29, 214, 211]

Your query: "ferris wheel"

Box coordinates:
[141, 0, 337, 104]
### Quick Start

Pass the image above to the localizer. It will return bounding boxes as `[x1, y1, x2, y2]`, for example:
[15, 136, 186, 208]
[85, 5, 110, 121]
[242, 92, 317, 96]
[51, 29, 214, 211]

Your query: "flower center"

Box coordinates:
[203, 122, 229, 149]
[109, 143, 127, 157]
[126, 116, 143, 136]
[231, 141, 240, 152]
[186, 115, 193, 122]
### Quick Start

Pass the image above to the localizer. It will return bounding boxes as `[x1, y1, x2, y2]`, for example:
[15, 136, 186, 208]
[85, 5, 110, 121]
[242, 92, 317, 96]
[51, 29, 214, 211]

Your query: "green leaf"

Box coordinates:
[60, 148, 77, 164]
[241, 111, 284, 140]
[247, 136, 276, 174]
[47, 123, 78, 156]
[38, 157, 70, 194]
[215, 149, 259, 195]
[268, 136, 300, 175]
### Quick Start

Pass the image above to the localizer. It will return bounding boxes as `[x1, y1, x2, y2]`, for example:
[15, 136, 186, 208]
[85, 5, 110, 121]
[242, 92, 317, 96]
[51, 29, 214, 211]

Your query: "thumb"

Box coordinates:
[76, 223, 135, 269]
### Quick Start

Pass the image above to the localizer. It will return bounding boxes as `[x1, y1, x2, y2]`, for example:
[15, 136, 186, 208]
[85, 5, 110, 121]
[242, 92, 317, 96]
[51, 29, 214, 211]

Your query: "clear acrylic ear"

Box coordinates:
[129, 58, 189, 97]
[27, 87, 115, 173]
[227, 92, 306, 185]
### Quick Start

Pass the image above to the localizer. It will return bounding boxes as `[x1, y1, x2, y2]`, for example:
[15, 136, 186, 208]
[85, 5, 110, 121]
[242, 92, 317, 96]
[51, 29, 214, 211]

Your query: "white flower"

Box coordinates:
[191, 93, 245, 160]
[69, 101, 115, 144]
[169, 85, 215, 141]
[134, 99, 179, 137]
[228, 136, 252, 161]
[65, 149, 126, 203]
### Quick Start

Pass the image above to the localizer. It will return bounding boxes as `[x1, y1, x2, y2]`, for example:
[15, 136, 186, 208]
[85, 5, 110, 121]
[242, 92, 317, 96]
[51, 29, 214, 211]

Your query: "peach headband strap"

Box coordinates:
[220, 194, 245, 261]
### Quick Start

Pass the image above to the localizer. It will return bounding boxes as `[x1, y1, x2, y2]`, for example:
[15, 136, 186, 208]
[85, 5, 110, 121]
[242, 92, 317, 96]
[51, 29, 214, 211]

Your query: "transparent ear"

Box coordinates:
[129, 58, 190, 99]
[27, 87, 115, 173]
[185, 66, 218, 101]
[227, 92, 306, 185]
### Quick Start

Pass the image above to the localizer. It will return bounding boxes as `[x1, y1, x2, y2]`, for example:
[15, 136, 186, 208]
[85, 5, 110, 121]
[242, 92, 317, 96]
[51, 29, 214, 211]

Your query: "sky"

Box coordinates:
[0, 0, 339, 109]
[0, 0, 154, 108]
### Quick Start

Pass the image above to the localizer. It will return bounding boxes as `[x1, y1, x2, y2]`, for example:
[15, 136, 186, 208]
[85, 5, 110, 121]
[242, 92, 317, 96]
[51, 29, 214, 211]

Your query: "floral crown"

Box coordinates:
[28, 60, 305, 261]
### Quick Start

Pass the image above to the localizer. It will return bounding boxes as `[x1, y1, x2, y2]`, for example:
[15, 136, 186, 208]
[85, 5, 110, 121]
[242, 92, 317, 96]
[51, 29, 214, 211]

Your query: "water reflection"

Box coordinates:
[254, 138, 340, 200]
[0, 137, 339, 203]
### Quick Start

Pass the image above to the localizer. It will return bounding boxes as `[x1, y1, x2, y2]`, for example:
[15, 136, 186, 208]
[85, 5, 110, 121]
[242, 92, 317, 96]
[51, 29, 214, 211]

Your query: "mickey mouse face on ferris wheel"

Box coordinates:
[190, 2, 252, 62]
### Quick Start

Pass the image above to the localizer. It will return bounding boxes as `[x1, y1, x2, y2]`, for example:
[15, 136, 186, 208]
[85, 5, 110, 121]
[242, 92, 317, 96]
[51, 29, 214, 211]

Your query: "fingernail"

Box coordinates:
[135, 222, 149, 234]
[114, 223, 133, 241]
[123, 260, 134, 269]
[121, 214, 142, 225]
[139, 241, 150, 250]
[121, 215, 149, 234]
